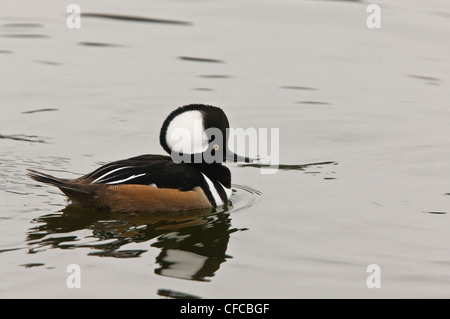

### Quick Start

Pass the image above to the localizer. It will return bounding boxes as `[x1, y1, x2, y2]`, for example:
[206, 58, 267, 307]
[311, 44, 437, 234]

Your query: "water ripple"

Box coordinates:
[82, 13, 192, 26]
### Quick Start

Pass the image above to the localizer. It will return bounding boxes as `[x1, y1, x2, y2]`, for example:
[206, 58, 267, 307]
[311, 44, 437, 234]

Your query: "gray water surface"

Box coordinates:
[1, 0, 450, 298]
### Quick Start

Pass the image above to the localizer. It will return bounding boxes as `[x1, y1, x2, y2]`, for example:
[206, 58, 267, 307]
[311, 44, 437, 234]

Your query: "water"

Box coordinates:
[1, 0, 449, 298]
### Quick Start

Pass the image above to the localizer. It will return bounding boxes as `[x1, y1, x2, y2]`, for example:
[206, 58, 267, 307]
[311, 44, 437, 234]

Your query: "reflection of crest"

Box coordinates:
[153, 210, 235, 281]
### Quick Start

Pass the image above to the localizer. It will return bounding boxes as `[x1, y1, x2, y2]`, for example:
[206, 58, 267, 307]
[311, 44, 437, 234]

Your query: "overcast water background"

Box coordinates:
[1, 0, 450, 298]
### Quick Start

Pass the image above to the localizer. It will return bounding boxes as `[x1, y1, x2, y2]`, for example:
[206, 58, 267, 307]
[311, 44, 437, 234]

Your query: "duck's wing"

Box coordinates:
[81, 154, 204, 191]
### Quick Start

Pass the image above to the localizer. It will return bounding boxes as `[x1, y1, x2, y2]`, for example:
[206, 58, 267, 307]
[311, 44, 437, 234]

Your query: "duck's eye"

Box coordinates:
[213, 144, 220, 151]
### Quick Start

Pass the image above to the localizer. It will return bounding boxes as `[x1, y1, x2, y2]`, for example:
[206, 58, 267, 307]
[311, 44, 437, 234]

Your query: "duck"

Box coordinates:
[28, 104, 252, 213]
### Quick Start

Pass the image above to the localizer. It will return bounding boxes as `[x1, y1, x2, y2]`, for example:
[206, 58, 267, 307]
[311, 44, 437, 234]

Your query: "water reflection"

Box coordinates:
[153, 210, 236, 281]
[26, 204, 245, 281]
[239, 161, 337, 171]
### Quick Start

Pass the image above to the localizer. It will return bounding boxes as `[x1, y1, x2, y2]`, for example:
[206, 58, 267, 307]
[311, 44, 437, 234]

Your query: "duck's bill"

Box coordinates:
[225, 150, 256, 163]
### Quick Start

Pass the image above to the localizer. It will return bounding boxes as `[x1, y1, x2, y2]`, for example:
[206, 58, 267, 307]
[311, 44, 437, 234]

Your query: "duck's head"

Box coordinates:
[160, 104, 251, 164]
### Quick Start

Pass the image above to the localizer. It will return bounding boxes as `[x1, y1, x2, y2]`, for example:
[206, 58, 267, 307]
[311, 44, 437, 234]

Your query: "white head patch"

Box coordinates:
[165, 110, 209, 154]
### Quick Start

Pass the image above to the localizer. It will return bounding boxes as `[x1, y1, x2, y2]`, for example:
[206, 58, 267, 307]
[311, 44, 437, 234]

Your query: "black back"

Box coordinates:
[83, 154, 231, 191]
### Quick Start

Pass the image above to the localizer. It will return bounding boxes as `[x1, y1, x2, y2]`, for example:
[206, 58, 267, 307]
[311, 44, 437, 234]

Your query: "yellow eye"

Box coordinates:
[213, 144, 220, 150]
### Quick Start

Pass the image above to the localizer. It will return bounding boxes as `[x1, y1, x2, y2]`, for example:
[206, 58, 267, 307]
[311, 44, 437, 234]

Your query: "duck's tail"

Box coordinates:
[27, 169, 66, 186]
[27, 169, 92, 195]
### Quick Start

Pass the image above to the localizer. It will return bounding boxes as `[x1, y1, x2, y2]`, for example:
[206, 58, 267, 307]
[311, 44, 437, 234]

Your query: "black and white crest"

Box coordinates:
[159, 104, 230, 163]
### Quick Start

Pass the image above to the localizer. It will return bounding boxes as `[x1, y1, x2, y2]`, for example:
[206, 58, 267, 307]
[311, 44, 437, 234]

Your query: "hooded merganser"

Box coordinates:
[28, 104, 252, 213]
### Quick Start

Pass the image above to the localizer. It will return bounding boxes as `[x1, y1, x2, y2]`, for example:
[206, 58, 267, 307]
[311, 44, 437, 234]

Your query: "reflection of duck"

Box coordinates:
[27, 204, 243, 281]
[28, 104, 253, 213]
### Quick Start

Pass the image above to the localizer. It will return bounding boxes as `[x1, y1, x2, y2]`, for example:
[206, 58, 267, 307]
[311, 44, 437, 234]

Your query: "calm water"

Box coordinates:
[1, 0, 450, 298]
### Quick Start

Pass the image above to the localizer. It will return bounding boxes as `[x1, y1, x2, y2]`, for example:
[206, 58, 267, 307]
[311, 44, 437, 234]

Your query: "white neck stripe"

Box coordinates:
[201, 173, 223, 206]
